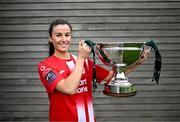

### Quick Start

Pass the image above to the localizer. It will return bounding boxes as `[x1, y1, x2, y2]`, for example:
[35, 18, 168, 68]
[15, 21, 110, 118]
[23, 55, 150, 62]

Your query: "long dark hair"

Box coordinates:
[48, 19, 72, 56]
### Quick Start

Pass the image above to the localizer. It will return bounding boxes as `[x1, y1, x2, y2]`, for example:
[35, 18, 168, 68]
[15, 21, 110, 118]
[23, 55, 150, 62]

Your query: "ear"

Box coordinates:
[49, 36, 53, 43]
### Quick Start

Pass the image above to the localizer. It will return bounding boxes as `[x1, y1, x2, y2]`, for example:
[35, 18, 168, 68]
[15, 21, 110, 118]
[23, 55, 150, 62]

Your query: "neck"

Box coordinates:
[54, 50, 70, 60]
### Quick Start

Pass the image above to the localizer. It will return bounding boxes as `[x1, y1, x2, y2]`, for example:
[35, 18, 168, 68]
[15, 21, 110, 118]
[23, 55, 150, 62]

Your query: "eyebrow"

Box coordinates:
[54, 32, 71, 35]
[54, 31, 71, 33]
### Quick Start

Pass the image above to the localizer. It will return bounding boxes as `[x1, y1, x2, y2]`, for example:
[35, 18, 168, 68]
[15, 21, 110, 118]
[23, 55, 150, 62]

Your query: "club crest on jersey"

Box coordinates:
[40, 65, 46, 71]
[45, 70, 56, 84]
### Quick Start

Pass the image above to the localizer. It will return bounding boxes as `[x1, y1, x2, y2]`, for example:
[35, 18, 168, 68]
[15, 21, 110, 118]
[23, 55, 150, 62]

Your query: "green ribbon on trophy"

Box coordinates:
[84, 39, 162, 92]
[145, 40, 162, 84]
[84, 40, 97, 92]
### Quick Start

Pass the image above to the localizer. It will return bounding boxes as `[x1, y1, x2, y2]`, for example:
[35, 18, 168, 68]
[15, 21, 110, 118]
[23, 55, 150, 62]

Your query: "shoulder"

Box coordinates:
[38, 56, 54, 69]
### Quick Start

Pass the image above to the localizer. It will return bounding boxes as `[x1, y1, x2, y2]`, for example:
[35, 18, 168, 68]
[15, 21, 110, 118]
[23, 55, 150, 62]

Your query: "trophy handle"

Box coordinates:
[96, 44, 114, 66]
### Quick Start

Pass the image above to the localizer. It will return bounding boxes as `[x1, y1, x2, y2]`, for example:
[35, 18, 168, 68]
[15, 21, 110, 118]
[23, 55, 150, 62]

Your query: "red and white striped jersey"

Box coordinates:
[38, 54, 109, 122]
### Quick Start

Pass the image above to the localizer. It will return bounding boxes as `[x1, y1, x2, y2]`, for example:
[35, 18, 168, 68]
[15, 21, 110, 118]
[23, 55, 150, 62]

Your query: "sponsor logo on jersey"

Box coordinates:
[76, 79, 88, 94]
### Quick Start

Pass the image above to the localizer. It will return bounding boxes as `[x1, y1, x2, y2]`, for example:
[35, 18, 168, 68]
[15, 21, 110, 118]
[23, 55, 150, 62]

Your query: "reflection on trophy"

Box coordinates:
[95, 40, 162, 97]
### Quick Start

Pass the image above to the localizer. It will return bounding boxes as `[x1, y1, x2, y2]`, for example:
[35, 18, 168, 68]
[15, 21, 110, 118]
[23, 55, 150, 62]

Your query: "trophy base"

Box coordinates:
[103, 90, 137, 97]
[103, 83, 137, 97]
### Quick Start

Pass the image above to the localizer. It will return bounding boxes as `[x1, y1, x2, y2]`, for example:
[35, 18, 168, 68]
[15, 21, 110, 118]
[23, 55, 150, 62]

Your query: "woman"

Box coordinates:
[38, 19, 149, 122]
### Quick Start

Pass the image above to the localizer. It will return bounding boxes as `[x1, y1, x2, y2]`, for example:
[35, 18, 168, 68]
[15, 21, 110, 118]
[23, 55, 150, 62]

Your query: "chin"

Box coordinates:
[57, 46, 69, 51]
[60, 48, 69, 52]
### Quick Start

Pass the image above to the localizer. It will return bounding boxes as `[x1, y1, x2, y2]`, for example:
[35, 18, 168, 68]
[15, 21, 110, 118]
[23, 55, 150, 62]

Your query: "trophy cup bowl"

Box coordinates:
[96, 42, 148, 97]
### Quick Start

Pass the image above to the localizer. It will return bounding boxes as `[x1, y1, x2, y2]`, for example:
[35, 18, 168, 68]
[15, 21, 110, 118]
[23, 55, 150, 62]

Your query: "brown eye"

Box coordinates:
[56, 33, 61, 37]
[65, 33, 71, 37]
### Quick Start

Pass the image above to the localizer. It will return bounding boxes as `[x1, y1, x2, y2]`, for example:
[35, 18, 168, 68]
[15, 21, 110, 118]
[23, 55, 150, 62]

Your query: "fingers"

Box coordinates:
[141, 45, 150, 59]
[139, 46, 150, 65]
[143, 45, 151, 53]
[80, 40, 92, 52]
[78, 40, 92, 59]
[141, 50, 150, 61]
[79, 40, 85, 47]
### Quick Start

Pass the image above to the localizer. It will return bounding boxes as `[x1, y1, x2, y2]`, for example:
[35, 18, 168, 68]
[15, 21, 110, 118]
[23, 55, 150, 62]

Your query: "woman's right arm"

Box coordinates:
[55, 41, 91, 95]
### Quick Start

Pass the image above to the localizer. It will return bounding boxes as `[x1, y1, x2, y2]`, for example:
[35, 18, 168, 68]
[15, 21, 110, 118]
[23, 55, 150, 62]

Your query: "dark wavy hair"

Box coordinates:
[48, 19, 72, 56]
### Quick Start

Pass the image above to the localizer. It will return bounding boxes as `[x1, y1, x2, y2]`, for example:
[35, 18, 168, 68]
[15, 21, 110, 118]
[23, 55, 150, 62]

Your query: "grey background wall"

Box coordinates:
[0, 0, 180, 121]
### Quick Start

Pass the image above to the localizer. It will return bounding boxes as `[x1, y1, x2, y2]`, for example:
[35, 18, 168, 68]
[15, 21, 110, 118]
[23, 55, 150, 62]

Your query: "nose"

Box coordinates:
[61, 35, 66, 41]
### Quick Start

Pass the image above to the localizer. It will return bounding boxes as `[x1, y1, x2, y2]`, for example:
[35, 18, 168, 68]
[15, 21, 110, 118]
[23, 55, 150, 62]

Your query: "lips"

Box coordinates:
[58, 41, 69, 48]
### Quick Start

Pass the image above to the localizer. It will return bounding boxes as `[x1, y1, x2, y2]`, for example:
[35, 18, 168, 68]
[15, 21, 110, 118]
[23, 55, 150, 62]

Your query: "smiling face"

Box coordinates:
[49, 24, 72, 55]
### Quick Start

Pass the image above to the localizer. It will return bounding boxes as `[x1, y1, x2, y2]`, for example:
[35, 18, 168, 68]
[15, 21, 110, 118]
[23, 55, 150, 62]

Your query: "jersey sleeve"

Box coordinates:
[95, 64, 109, 83]
[38, 62, 64, 93]
[87, 59, 109, 83]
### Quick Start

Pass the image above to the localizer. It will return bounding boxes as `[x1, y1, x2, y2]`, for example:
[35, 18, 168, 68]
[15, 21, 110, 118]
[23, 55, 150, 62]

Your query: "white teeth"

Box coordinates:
[60, 44, 67, 47]
[58, 42, 68, 47]
[59, 42, 68, 48]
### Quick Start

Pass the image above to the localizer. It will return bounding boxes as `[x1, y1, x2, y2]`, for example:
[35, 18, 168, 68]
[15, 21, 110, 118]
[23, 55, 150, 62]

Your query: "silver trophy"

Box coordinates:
[84, 39, 161, 97]
[96, 41, 159, 97]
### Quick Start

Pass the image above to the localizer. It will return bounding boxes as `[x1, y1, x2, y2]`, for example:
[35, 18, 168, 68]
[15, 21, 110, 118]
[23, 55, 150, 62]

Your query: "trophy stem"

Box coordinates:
[115, 63, 128, 82]
[103, 63, 136, 97]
